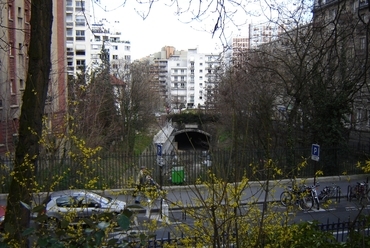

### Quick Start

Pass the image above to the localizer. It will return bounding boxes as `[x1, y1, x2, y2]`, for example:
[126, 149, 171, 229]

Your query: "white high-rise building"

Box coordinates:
[90, 19, 131, 72]
[65, 0, 131, 76]
[65, 0, 92, 75]
[150, 46, 221, 112]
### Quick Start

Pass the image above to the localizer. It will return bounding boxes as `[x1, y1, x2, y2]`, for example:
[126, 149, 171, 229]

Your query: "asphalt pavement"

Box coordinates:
[0, 174, 368, 213]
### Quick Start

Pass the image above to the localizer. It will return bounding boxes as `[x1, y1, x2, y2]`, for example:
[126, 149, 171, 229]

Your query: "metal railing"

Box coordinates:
[0, 147, 367, 193]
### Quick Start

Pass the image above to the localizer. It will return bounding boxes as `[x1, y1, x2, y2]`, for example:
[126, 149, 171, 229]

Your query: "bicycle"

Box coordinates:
[303, 184, 320, 210]
[347, 181, 369, 204]
[280, 184, 319, 211]
[318, 183, 341, 202]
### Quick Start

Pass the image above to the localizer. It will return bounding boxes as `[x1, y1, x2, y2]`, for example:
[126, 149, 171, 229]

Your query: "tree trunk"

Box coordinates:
[3, 0, 53, 246]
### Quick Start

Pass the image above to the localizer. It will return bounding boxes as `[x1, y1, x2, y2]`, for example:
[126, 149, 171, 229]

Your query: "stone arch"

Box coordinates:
[173, 129, 211, 150]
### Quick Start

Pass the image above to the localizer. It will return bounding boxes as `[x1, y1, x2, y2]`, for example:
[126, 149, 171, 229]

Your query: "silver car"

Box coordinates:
[45, 190, 126, 224]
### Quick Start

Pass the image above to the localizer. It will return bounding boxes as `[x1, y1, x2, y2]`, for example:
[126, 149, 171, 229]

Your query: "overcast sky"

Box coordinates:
[90, 1, 310, 60]
[90, 0, 256, 60]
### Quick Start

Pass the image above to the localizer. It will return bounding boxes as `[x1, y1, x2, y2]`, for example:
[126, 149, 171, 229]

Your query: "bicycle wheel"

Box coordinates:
[280, 191, 293, 206]
[314, 197, 320, 210]
[299, 195, 313, 211]
[326, 186, 335, 198]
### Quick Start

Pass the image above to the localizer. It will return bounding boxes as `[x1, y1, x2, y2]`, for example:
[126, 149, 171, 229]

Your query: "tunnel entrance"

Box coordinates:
[174, 130, 210, 151]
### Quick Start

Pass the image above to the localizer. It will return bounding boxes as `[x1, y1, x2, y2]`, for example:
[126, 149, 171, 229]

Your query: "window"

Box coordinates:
[92, 44, 101, 50]
[199, 76, 203, 80]
[124, 55, 130, 61]
[75, 30, 85, 41]
[19, 79, 24, 89]
[112, 55, 118, 59]
[174, 69, 178, 73]
[357, 108, 362, 122]
[360, 37, 366, 50]
[67, 29, 73, 36]
[10, 79, 14, 94]
[8, 4, 13, 20]
[181, 83, 185, 88]
[17, 17, 23, 28]
[191, 70, 194, 74]
[9, 42, 13, 56]
[113, 45, 118, 50]
[76, 50, 85, 56]
[199, 63, 203, 66]
[181, 76, 185, 81]
[174, 76, 178, 81]
[112, 64, 118, 69]
[76, 59, 85, 69]
[177, 63, 180, 66]
[125, 46, 130, 51]
[75, 0, 85, 8]
[75, 16, 85, 26]
[199, 70, 203, 73]
[24, 8, 30, 23]
[66, 14, 73, 21]
[94, 35, 101, 41]
[181, 69, 185, 73]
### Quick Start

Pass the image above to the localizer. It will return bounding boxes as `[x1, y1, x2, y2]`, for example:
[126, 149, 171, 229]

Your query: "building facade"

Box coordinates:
[0, 0, 31, 155]
[149, 46, 221, 112]
[313, 0, 370, 147]
[90, 19, 131, 77]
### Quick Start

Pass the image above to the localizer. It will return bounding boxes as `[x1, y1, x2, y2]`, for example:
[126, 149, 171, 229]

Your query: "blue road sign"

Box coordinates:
[311, 144, 320, 161]
[156, 144, 163, 166]
[156, 144, 162, 157]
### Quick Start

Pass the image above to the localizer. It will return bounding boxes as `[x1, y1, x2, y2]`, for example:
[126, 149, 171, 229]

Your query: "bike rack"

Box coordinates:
[347, 185, 352, 202]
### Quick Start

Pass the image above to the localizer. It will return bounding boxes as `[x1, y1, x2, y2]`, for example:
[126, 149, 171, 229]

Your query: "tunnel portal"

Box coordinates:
[174, 129, 210, 151]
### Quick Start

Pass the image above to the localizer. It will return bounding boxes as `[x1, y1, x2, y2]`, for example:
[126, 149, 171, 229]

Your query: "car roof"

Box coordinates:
[50, 190, 95, 198]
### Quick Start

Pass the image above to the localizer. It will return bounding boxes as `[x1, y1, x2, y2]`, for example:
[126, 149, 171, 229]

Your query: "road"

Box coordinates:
[1, 174, 369, 243]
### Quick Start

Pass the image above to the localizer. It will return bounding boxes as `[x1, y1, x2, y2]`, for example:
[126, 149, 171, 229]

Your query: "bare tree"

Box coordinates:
[114, 59, 160, 155]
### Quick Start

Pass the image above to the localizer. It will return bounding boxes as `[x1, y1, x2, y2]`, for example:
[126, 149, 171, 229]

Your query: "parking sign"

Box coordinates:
[311, 144, 320, 161]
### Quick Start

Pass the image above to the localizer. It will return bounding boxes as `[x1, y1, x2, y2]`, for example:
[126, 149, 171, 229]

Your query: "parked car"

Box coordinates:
[45, 190, 126, 225]
[0, 205, 5, 230]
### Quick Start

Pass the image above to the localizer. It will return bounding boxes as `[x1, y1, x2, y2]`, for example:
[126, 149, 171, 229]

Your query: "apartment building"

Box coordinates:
[65, 0, 92, 76]
[90, 19, 131, 77]
[149, 46, 221, 112]
[226, 22, 285, 65]
[0, 0, 31, 155]
[312, 0, 370, 146]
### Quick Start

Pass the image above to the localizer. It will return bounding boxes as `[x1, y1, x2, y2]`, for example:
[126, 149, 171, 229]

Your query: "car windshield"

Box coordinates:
[86, 192, 110, 205]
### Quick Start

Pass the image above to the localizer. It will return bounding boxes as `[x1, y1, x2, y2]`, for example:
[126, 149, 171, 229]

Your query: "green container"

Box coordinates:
[172, 166, 184, 184]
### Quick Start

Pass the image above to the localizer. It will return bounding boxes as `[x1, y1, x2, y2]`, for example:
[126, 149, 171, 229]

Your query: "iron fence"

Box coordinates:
[118, 218, 370, 247]
[318, 218, 370, 243]
[0, 147, 367, 193]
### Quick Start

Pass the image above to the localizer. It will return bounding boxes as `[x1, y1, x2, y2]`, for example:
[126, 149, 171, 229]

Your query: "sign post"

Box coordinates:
[156, 144, 164, 218]
[311, 144, 320, 185]
[311, 144, 320, 162]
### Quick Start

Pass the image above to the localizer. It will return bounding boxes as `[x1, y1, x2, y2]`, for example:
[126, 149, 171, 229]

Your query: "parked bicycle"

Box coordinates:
[280, 183, 320, 211]
[347, 181, 369, 204]
[318, 183, 341, 202]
